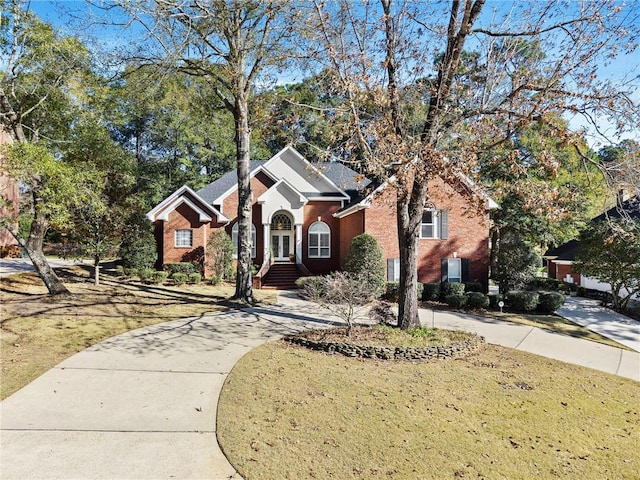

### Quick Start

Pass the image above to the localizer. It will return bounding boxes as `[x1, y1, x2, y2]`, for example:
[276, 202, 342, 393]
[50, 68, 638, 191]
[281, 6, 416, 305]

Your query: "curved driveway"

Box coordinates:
[1, 292, 638, 479]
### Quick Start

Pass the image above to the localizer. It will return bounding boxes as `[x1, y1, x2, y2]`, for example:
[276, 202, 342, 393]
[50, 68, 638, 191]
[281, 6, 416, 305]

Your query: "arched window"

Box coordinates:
[308, 221, 330, 258]
[270, 213, 292, 231]
[231, 223, 256, 258]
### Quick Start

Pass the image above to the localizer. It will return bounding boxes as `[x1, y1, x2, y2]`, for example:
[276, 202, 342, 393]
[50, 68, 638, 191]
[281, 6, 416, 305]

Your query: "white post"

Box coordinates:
[263, 223, 270, 264]
[295, 223, 303, 263]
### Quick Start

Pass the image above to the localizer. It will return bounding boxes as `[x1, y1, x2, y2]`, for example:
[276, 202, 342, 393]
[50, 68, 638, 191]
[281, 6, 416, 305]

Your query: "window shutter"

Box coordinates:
[461, 258, 470, 283]
[439, 210, 448, 239]
[387, 259, 395, 281]
[441, 258, 448, 283]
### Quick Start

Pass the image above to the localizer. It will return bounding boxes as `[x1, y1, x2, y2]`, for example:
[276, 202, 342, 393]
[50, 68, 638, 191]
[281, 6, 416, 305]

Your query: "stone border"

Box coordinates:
[284, 331, 485, 361]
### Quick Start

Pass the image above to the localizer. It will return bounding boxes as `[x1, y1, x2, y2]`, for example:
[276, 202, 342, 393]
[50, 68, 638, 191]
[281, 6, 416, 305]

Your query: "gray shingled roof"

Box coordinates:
[196, 160, 370, 205]
[196, 160, 265, 204]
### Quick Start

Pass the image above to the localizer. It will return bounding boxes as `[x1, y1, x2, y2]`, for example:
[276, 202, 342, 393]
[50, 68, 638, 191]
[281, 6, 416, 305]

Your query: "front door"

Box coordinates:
[272, 231, 292, 261]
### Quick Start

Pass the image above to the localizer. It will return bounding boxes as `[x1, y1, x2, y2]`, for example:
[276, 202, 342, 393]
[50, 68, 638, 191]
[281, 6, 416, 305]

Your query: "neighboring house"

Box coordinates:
[0, 126, 19, 251]
[147, 146, 498, 289]
[544, 194, 640, 292]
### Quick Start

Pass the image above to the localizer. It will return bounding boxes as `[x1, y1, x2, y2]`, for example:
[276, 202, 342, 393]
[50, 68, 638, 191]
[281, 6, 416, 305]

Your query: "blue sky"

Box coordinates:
[23, 0, 640, 148]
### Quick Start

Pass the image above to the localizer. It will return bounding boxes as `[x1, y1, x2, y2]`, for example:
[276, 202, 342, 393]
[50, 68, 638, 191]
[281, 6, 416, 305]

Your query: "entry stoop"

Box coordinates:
[262, 262, 301, 289]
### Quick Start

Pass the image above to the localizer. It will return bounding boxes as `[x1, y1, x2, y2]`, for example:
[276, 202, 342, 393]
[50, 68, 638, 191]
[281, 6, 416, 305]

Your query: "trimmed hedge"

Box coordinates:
[442, 282, 465, 297]
[422, 283, 441, 301]
[164, 262, 199, 275]
[537, 291, 565, 313]
[151, 271, 169, 284]
[138, 268, 155, 281]
[464, 281, 484, 293]
[172, 273, 188, 285]
[487, 293, 503, 309]
[507, 291, 539, 313]
[445, 294, 468, 309]
[188, 273, 202, 284]
[466, 291, 489, 309]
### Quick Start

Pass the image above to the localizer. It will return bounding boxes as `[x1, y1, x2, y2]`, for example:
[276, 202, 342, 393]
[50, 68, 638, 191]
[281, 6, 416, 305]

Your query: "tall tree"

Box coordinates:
[112, 0, 297, 302]
[308, 0, 639, 329]
[0, 1, 94, 294]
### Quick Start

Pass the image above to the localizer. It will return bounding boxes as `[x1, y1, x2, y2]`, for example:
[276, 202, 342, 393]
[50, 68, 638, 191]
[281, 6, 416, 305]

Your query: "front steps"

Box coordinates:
[261, 262, 301, 290]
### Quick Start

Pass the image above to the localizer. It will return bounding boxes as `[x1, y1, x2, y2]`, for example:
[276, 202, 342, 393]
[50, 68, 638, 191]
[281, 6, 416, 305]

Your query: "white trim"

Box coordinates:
[146, 185, 228, 223]
[257, 178, 308, 205]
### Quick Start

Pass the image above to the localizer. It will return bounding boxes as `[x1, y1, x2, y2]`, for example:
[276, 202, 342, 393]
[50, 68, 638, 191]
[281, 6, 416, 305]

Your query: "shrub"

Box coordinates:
[207, 229, 235, 281]
[576, 286, 586, 297]
[164, 262, 198, 275]
[138, 268, 155, 281]
[188, 273, 202, 284]
[370, 301, 397, 325]
[487, 293, 503, 309]
[382, 282, 400, 302]
[442, 282, 465, 297]
[150, 271, 168, 284]
[119, 220, 157, 270]
[344, 233, 386, 297]
[466, 291, 489, 309]
[416, 283, 424, 302]
[122, 267, 138, 278]
[422, 283, 441, 301]
[537, 291, 565, 313]
[445, 294, 468, 309]
[172, 273, 188, 285]
[464, 281, 484, 293]
[0, 245, 21, 258]
[507, 291, 539, 313]
[296, 276, 327, 298]
[493, 233, 540, 293]
[209, 275, 222, 286]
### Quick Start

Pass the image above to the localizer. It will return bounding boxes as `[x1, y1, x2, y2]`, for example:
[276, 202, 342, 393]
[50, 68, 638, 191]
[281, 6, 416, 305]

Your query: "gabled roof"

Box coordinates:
[196, 146, 357, 206]
[146, 185, 229, 223]
[257, 178, 308, 205]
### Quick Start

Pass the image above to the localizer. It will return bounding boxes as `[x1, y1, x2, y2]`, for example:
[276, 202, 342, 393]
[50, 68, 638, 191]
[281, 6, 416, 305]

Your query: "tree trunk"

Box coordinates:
[94, 255, 100, 286]
[8, 220, 69, 295]
[232, 87, 255, 303]
[396, 179, 427, 330]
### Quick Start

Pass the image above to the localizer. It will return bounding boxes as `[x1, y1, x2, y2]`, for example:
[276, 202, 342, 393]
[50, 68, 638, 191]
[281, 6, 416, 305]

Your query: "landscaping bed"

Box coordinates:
[285, 325, 484, 361]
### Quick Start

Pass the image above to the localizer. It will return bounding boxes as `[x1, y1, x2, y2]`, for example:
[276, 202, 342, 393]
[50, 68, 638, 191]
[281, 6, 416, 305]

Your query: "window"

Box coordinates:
[447, 258, 462, 283]
[175, 229, 193, 248]
[271, 213, 292, 231]
[231, 223, 257, 258]
[420, 209, 448, 239]
[387, 258, 400, 282]
[308, 222, 330, 258]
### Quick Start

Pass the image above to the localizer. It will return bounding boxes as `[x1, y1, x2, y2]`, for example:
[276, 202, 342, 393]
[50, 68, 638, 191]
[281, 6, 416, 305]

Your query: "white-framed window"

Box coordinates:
[232, 223, 257, 258]
[308, 221, 330, 258]
[387, 258, 400, 282]
[420, 209, 448, 239]
[175, 229, 193, 248]
[447, 258, 462, 283]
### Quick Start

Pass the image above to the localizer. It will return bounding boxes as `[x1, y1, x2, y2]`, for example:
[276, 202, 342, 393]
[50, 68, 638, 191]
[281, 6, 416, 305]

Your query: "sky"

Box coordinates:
[19, 0, 640, 149]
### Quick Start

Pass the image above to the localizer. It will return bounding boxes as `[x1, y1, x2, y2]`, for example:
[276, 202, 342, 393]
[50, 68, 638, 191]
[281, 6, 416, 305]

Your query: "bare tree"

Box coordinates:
[109, 0, 298, 303]
[307, 0, 639, 329]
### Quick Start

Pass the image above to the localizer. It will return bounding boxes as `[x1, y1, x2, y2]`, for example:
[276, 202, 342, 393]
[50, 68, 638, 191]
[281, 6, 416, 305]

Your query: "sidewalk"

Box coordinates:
[1, 292, 638, 479]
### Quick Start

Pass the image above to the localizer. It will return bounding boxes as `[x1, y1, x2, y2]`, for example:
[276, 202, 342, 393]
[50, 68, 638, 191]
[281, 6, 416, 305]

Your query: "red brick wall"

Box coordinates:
[303, 201, 343, 274]
[362, 178, 491, 287]
[338, 210, 365, 267]
[555, 263, 580, 285]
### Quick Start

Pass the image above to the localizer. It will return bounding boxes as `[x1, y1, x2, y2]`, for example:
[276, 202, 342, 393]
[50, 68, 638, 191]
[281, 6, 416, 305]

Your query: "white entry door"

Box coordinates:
[271, 232, 292, 261]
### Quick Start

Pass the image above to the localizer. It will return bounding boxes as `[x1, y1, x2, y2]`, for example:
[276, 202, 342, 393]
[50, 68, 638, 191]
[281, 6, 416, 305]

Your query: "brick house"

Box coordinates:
[0, 126, 19, 251]
[147, 146, 498, 289]
[543, 194, 640, 289]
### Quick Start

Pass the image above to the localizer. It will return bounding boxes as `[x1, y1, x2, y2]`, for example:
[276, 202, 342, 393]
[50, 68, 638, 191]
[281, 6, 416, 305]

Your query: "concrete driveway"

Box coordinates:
[1, 292, 638, 479]
[0, 257, 87, 278]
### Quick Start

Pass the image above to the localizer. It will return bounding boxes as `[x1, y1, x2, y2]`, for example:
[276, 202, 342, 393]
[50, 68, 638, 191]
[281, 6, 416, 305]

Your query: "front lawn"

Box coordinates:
[0, 266, 275, 399]
[218, 341, 640, 480]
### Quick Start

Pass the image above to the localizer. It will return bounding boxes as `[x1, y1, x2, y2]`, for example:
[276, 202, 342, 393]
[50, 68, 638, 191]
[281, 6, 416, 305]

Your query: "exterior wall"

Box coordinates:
[554, 263, 581, 285]
[338, 210, 365, 267]
[303, 200, 343, 275]
[362, 177, 492, 288]
[0, 128, 18, 248]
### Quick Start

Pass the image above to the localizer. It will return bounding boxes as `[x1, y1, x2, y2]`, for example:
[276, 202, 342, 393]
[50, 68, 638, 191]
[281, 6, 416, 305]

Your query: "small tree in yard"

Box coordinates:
[493, 233, 540, 294]
[574, 219, 640, 312]
[207, 229, 235, 284]
[302, 272, 379, 336]
[344, 234, 386, 298]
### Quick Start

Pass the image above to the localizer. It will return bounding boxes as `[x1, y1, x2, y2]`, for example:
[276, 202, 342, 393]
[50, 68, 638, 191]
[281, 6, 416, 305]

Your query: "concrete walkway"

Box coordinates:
[0, 257, 87, 278]
[557, 296, 640, 352]
[1, 292, 639, 479]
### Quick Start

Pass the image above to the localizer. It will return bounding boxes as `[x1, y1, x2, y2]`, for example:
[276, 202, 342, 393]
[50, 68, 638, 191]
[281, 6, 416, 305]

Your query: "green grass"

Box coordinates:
[218, 341, 640, 480]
